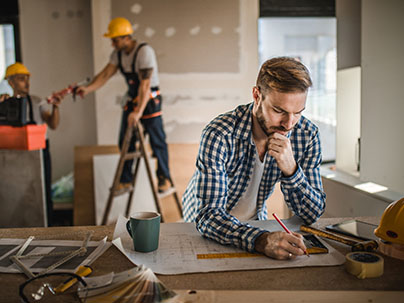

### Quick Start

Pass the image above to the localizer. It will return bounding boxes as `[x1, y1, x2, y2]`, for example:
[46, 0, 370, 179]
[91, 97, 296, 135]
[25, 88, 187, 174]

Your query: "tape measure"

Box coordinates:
[197, 252, 262, 259]
[345, 252, 384, 279]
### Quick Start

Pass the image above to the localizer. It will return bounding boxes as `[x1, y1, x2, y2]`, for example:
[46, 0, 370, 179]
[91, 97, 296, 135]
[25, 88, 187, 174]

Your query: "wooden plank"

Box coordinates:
[73, 145, 119, 226]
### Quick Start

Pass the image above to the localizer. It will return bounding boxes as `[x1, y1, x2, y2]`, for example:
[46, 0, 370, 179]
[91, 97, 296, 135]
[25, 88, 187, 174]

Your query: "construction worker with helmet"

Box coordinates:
[0, 62, 64, 226]
[76, 17, 172, 193]
[0, 62, 31, 102]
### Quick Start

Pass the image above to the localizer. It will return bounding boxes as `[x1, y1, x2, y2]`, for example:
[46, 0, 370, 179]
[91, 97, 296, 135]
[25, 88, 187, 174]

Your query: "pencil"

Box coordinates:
[54, 265, 92, 293]
[272, 213, 309, 257]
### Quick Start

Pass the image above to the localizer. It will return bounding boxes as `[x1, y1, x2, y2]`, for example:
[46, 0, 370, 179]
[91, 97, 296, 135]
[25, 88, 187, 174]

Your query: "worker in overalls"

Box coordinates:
[76, 17, 172, 193]
[1, 62, 62, 226]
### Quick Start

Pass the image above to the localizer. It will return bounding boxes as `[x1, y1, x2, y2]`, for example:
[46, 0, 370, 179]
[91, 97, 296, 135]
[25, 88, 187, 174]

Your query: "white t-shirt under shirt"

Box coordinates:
[230, 146, 266, 221]
[109, 42, 159, 88]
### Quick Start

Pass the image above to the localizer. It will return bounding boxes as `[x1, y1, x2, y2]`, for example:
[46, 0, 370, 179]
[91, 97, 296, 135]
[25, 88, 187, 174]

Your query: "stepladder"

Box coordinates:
[101, 122, 182, 225]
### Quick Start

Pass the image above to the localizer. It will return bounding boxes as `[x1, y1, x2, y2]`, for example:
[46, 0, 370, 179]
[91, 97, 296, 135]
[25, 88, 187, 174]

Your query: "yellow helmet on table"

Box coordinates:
[374, 197, 404, 245]
[104, 17, 133, 38]
[5, 62, 30, 79]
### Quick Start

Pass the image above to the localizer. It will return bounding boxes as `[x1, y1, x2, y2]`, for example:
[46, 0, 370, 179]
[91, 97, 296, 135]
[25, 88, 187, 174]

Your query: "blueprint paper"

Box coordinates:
[113, 215, 346, 275]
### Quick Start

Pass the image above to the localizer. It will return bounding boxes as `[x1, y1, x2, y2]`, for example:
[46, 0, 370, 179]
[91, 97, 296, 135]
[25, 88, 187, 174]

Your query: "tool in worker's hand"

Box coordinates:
[300, 225, 379, 252]
[46, 77, 90, 104]
[54, 265, 92, 294]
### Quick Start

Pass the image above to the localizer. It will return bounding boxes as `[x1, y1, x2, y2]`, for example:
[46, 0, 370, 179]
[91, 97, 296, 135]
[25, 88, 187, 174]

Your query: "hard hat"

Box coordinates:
[103, 17, 133, 38]
[374, 197, 404, 245]
[5, 62, 30, 79]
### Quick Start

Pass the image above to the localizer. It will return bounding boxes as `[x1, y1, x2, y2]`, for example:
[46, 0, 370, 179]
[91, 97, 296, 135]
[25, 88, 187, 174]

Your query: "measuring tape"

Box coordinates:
[197, 252, 262, 259]
[345, 252, 384, 279]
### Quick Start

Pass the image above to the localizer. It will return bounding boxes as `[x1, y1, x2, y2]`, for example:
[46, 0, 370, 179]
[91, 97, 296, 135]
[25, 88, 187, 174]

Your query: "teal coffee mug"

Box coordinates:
[126, 212, 161, 252]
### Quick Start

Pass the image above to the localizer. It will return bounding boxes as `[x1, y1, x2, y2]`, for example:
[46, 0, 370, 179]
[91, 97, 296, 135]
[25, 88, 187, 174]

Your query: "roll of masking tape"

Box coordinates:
[345, 252, 384, 279]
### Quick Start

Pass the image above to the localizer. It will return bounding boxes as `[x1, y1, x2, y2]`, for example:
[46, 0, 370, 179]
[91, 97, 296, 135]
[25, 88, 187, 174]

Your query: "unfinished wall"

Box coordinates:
[113, 0, 240, 74]
[19, 0, 97, 181]
[92, 0, 259, 145]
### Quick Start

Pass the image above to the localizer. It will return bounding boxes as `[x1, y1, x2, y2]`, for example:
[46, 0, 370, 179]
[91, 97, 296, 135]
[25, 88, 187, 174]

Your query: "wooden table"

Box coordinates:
[0, 217, 403, 302]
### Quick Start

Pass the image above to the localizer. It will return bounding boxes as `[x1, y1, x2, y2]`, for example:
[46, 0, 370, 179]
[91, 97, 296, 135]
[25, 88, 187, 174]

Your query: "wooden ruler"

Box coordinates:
[300, 225, 358, 246]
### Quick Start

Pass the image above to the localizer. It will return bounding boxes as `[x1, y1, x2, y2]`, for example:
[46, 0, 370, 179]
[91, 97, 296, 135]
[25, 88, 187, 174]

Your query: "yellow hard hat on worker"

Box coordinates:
[374, 197, 404, 245]
[104, 17, 134, 38]
[4, 62, 30, 79]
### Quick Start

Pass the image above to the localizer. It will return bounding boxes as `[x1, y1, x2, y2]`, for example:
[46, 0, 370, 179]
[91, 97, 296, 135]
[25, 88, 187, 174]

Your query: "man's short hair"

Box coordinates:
[256, 57, 312, 94]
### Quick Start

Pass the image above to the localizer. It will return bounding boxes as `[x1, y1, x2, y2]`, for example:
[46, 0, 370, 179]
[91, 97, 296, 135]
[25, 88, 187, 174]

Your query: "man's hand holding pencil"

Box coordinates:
[254, 213, 308, 260]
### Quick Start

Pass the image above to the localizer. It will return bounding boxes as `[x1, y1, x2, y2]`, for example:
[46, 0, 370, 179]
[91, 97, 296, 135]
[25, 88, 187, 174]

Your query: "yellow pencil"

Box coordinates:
[54, 265, 92, 294]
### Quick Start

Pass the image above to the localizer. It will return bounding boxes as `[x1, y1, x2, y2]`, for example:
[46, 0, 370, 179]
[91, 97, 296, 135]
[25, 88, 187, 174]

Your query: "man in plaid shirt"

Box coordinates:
[182, 57, 326, 260]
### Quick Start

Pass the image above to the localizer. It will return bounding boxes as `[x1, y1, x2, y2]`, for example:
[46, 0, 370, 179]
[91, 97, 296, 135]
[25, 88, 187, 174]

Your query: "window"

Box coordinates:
[0, 24, 17, 95]
[258, 17, 337, 162]
[0, 0, 20, 95]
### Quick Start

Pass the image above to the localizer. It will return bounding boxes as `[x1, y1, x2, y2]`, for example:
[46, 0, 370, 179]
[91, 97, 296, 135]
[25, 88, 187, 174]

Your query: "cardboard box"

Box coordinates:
[0, 124, 47, 150]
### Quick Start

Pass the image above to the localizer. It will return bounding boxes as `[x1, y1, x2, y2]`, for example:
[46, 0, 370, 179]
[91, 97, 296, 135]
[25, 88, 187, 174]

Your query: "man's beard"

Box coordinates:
[256, 104, 290, 136]
[256, 106, 271, 136]
[16, 87, 29, 97]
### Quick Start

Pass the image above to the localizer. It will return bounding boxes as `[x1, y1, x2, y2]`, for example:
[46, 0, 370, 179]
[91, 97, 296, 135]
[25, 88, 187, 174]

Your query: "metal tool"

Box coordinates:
[300, 225, 379, 252]
[16, 236, 35, 256]
[46, 77, 90, 104]
[9, 232, 93, 279]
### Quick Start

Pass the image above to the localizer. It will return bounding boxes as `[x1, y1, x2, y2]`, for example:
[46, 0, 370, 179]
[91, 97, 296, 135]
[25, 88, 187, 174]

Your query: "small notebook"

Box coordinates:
[303, 234, 329, 254]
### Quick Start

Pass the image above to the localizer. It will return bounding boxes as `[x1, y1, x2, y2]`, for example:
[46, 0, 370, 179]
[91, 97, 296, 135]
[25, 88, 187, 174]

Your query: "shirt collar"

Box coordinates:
[234, 102, 254, 142]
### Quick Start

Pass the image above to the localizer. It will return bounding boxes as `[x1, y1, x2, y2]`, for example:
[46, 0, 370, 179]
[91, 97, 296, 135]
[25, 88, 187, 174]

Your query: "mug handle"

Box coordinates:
[126, 220, 133, 237]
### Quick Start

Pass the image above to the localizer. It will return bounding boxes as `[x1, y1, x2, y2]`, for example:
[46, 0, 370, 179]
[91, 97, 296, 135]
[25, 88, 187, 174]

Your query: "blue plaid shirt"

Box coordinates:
[182, 103, 326, 252]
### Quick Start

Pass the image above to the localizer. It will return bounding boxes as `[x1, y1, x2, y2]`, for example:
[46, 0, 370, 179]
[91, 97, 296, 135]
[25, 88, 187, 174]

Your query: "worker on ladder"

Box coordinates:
[76, 17, 172, 193]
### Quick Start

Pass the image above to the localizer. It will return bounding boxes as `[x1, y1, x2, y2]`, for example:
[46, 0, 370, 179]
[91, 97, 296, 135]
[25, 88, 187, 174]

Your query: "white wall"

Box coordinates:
[336, 67, 361, 175]
[360, 0, 404, 193]
[19, 0, 97, 181]
[336, 0, 404, 194]
[336, 0, 361, 69]
[91, 0, 259, 145]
